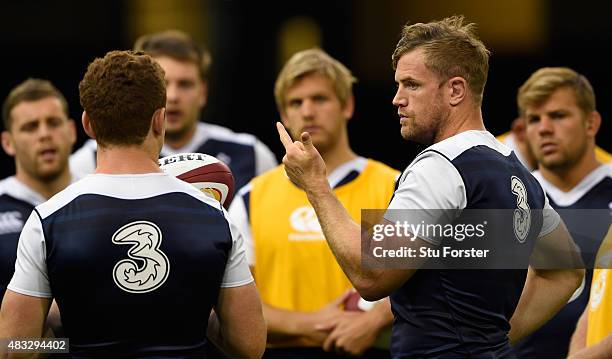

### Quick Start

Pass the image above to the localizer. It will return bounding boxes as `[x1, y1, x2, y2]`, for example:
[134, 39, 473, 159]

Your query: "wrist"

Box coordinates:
[305, 179, 332, 201]
[363, 309, 387, 331]
[289, 311, 316, 336]
[366, 301, 393, 331]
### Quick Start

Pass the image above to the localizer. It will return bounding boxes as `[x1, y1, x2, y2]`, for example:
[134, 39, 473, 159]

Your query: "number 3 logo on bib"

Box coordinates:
[112, 221, 170, 293]
[511, 176, 531, 243]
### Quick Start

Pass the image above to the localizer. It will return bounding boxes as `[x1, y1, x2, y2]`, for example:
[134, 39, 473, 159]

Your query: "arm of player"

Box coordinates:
[227, 189, 330, 345]
[568, 306, 588, 355]
[206, 212, 266, 358]
[0, 212, 54, 346]
[568, 334, 612, 359]
[208, 283, 266, 359]
[277, 122, 416, 300]
[319, 298, 393, 356]
[0, 290, 52, 341]
[508, 221, 584, 343]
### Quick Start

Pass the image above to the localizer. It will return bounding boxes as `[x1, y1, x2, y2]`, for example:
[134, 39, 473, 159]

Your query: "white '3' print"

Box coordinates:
[511, 176, 531, 243]
[112, 221, 170, 293]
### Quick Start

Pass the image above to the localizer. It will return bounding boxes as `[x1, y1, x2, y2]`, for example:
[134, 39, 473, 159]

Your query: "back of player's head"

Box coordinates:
[2, 78, 69, 131]
[392, 15, 490, 105]
[517, 67, 596, 116]
[79, 50, 166, 147]
[134, 30, 212, 82]
[274, 48, 356, 115]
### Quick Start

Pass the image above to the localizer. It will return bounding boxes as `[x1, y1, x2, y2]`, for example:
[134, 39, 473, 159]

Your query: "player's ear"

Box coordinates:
[152, 108, 165, 136]
[1, 130, 16, 157]
[82, 111, 96, 140]
[585, 110, 601, 138]
[448, 77, 467, 106]
[511, 117, 528, 142]
[342, 94, 355, 121]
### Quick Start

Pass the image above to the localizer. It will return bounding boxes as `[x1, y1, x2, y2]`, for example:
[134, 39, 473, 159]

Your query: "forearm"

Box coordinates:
[306, 187, 414, 300]
[569, 334, 612, 359]
[306, 187, 364, 286]
[209, 284, 266, 359]
[568, 307, 588, 355]
[509, 267, 583, 343]
[207, 310, 265, 359]
[263, 302, 315, 341]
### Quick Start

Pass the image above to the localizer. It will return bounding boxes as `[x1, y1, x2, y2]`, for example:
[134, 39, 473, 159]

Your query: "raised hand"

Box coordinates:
[276, 122, 329, 194]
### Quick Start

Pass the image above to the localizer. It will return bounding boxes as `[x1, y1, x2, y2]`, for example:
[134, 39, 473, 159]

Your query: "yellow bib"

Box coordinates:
[249, 160, 398, 312]
[587, 224, 612, 346]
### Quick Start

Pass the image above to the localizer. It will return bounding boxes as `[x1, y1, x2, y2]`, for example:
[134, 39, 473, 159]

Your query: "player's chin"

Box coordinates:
[165, 125, 184, 135]
[310, 138, 330, 152]
[400, 127, 414, 141]
[165, 125, 190, 140]
[539, 154, 565, 169]
[36, 167, 64, 181]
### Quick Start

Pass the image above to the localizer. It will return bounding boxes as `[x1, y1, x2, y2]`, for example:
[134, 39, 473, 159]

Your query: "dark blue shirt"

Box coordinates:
[513, 165, 612, 359]
[386, 132, 552, 358]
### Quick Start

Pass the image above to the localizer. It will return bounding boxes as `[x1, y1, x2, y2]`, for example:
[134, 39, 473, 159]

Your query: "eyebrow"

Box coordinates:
[526, 108, 569, 116]
[395, 74, 419, 83]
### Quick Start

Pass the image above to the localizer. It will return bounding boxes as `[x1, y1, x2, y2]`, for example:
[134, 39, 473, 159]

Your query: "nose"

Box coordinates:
[166, 82, 178, 103]
[392, 87, 407, 108]
[38, 122, 53, 139]
[300, 99, 315, 119]
[537, 116, 554, 136]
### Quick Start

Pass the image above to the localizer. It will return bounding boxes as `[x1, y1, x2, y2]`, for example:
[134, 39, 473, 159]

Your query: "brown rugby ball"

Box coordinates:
[159, 152, 235, 208]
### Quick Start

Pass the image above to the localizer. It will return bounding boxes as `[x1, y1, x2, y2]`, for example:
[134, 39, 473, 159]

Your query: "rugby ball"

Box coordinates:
[159, 152, 235, 208]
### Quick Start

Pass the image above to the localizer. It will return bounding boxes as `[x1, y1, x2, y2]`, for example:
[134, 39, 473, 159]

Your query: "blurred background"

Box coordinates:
[1, 0, 610, 177]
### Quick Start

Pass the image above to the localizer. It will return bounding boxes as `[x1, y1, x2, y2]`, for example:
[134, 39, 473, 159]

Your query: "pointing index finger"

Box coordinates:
[276, 122, 293, 149]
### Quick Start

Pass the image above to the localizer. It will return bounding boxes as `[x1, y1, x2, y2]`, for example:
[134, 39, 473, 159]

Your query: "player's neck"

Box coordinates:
[435, 106, 485, 143]
[15, 168, 71, 200]
[164, 125, 196, 150]
[539, 151, 601, 192]
[320, 135, 357, 175]
[95, 146, 162, 174]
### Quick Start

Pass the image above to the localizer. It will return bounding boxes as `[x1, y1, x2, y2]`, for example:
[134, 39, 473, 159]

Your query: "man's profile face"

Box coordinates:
[524, 87, 593, 171]
[392, 48, 448, 145]
[2, 97, 75, 181]
[155, 56, 206, 143]
[281, 72, 352, 154]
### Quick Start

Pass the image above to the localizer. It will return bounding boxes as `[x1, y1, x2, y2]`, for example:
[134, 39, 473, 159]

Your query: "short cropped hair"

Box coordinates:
[79, 50, 166, 146]
[134, 30, 212, 81]
[274, 48, 356, 115]
[392, 15, 490, 105]
[517, 67, 596, 116]
[2, 78, 69, 131]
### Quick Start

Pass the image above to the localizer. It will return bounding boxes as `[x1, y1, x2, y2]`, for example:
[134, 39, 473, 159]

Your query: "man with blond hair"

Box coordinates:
[509, 67, 612, 358]
[277, 17, 584, 357]
[229, 48, 398, 358]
